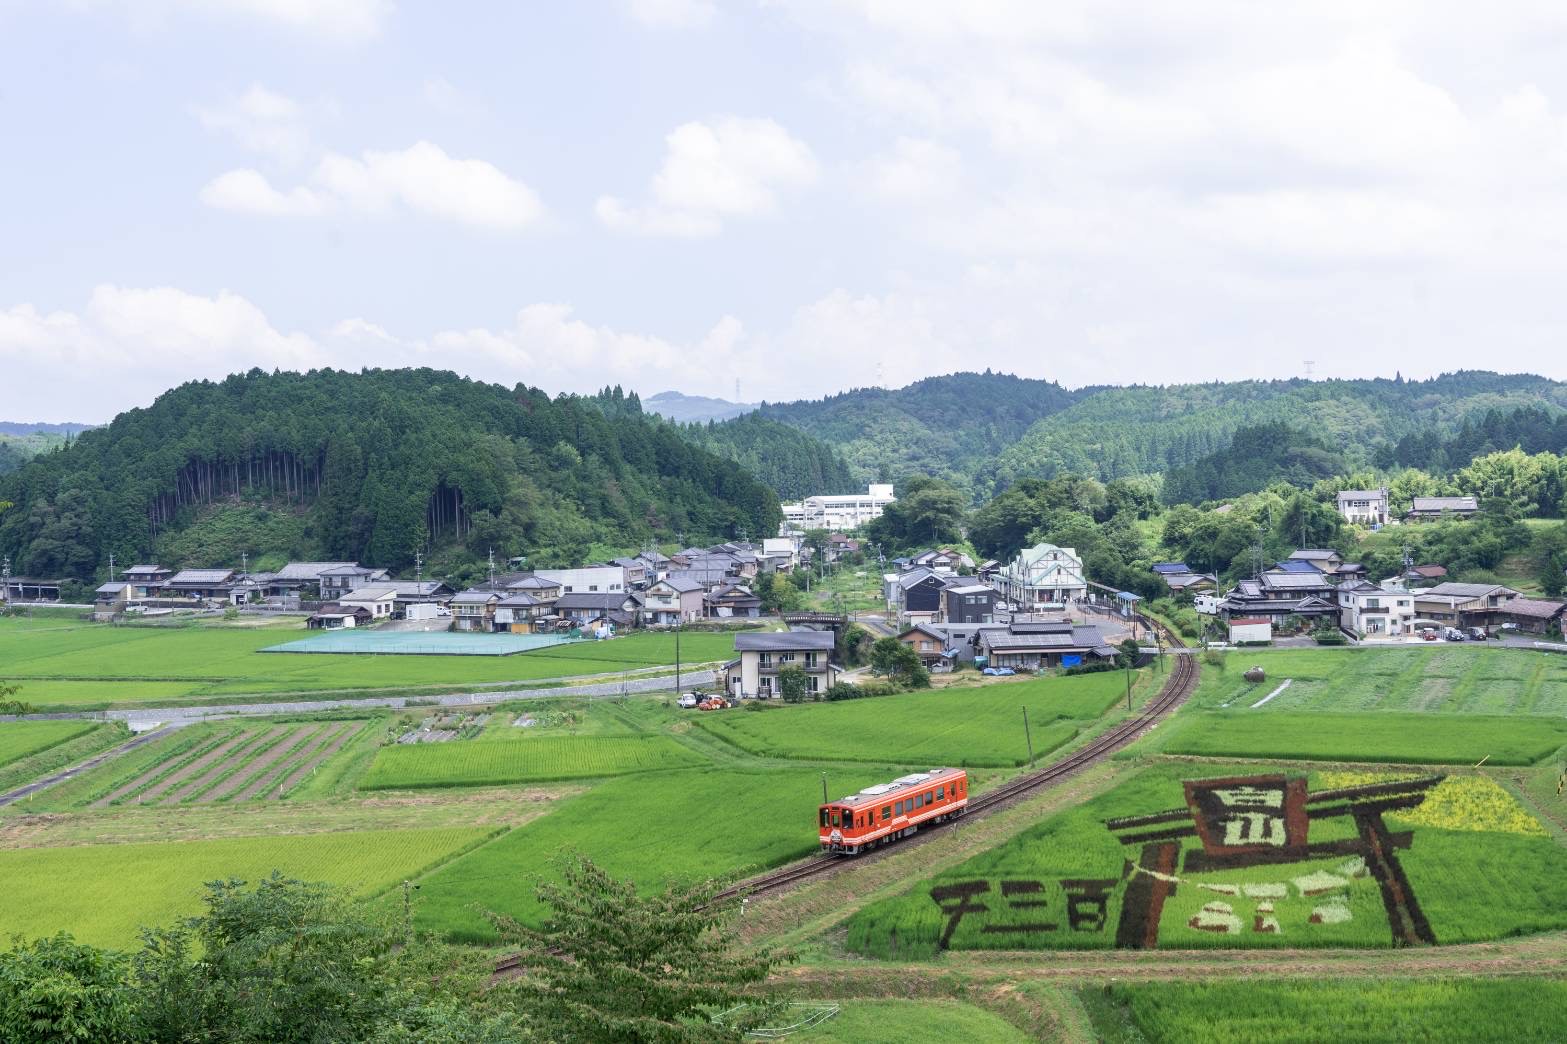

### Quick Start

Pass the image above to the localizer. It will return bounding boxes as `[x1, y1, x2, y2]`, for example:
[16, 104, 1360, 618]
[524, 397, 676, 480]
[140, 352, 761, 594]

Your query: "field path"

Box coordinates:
[0, 725, 183, 807]
[196, 725, 320, 802]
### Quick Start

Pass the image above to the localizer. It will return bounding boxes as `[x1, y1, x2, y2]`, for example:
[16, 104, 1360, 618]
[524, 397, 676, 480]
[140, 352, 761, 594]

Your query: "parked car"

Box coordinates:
[677, 693, 699, 709]
[698, 696, 731, 711]
[1467, 627, 1489, 641]
[982, 666, 1016, 676]
[1442, 627, 1466, 642]
[1421, 629, 1439, 641]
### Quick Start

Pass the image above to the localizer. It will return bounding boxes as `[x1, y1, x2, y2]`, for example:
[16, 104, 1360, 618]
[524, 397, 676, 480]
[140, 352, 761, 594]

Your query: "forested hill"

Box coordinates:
[678, 413, 855, 501]
[993, 372, 1567, 487]
[735, 371, 1081, 497]
[0, 369, 781, 581]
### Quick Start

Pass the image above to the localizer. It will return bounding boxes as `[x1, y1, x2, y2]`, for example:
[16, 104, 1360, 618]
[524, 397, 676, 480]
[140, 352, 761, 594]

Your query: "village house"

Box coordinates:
[1411, 582, 1518, 629]
[608, 557, 650, 588]
[1152, 562, 1217, 595]
[705, 583, 763, 619]
[1335, 488, 1391, 526]
[1337, 580, 1416, 640]
[380, 579, 455, 615]
[554, 591, 640, 628]
[534, 565, 628, 595]
[318, 564, 390, 601]
[941, 582, 997, 624]
[887, 567, 949, 624]
[340, 586, 398, 620]
[494, 593, 551, 633]
[449, 589, 500, 632]
[307, 603, 373, 629]
[1403, 563, 1449, 585]
[1494, 596, 1567, 636]
[639, 575, 705, 626]
[1217, 579, 1338, 629]
[723, 630, 841, 699]
[265, 562, 361, 600]
[897, 623, 953, 666]
[121, 565, 172, 599]
[989, 543, 1088, 610]
[93, 581, 129, 619]
[1406, 496, 1480, 521]
[161, 568, 239, 602]
[975, 619, 1115, 671]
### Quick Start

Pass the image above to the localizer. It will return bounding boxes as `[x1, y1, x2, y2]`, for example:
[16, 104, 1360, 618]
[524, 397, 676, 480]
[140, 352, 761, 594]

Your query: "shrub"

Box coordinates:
[1312, 629, 1348, 645]
[1201, 649, 1226, 667]
[1063, 660, 1119, 676]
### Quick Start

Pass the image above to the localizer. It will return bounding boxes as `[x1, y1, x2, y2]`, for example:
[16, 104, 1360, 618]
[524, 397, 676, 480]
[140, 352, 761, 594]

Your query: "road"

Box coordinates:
[0, 724, 184, 806]
[59, 669, 721, 727]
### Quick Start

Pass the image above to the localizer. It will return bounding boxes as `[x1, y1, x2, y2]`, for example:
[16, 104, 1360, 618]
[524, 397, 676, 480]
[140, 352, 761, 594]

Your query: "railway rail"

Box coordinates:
[494, 618, 1198, 976]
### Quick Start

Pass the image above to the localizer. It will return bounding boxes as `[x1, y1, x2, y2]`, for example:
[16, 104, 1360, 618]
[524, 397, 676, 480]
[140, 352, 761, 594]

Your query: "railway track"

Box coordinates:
[494, 620, 1198, 976]
[709, 619, 1198, 903]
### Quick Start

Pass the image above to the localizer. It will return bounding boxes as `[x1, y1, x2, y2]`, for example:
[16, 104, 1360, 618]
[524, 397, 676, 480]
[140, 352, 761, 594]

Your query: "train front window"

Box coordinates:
[830, 811, 840, 828]
[819, 809, 828, 829]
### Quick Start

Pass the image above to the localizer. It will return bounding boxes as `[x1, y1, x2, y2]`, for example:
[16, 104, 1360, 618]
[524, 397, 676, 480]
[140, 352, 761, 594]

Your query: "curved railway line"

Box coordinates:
[494, 619, 1197, 976]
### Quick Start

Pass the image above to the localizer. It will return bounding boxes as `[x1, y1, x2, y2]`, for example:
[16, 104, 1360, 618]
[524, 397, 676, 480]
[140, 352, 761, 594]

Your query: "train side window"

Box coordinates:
[882, 805, 892, 820]
[895, 800, 903, 815]
[915, 793, 924, 809]
[819, 809, 828, 828]
[937, 786, 944, 799]
[927, 791, 934, 804]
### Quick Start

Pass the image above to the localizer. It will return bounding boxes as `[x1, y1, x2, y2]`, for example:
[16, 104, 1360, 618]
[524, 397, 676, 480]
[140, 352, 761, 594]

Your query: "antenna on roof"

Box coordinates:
[487, 547, 496, 588]
[108, 551, 116, 582]
[415, 549, 424, 585]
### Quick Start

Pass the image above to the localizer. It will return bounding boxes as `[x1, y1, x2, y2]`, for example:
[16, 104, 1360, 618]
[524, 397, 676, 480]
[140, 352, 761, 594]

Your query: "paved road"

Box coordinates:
[44, 670, 721, 727]
[0, 724, 185, 806]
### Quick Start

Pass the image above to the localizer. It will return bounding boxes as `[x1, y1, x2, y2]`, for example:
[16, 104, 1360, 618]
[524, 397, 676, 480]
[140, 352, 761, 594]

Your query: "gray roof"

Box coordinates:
[943, 583, 992, 596]
[318, 564, 377, 576]
[165, 569, 236, 585]
[735, 631, 836, 652]
[1418, 582, 1516, 599]
[506, 575, 561, 591]
[124, 565, 167, 575]
[1260, 572, 1335, 591]
[498, 592, 541, 607]
[659, 575, 705, 593]
[1336, 489, 1386, 500]
[1289, 549, 1341, 561]
[1498, 597, 1566, 619]
[896, 567, 943, 589]
[555, 592, 636, 610]
[274, 562, 359, 582]
[450, 589, 499, 605]
[381, 579, 450, 597]
[96, 581, 128, 594]
[1410, 496, 1479, 511]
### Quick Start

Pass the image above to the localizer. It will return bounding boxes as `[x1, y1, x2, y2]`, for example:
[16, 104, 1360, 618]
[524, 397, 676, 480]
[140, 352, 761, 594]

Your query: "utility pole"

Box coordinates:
[1125, 665, 1133, 711]
[821, 772, 828, 803]
[487, 547, 496, 588]
[674, 620, 682, 696]
[238, 551, 246, 576]
[415, 549, 424, 586]
[108, 551, 116, 582]
[1022, 706, 1034, 763]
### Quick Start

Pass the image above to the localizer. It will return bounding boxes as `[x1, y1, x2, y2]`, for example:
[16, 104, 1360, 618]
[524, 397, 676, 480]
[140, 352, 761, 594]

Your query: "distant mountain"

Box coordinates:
[643, 391, 757, 424]
[740, 371, 1082, 500]
[0, 421, 96, 436]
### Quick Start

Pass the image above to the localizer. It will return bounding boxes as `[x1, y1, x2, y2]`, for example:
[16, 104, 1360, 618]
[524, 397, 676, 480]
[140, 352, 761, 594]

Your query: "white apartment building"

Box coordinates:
[1335, 488, 1390, 526]
[1338, 579, 1416, 640]
[532, 566, 627, 594]
[779, 484, 895, 532]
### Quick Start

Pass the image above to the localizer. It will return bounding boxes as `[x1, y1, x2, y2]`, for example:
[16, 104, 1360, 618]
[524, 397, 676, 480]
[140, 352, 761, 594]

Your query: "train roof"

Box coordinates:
[829, 767, 964, 806]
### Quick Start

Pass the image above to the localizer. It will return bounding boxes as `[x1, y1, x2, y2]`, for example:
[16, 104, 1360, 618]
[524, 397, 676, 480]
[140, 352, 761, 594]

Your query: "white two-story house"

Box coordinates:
[1338, 580, 1415, 640]
[724, 631, 841, 699]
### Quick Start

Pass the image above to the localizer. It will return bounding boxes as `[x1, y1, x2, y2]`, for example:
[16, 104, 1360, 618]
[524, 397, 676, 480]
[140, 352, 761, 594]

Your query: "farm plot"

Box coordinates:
[23, 720, 369, 809]
[1159, 711, 1567, 765]
[1089, 978, 1567, 1044]
[0, 619, 737, 708]
[359, 734, 705, 789]
[0, 826, 492, 948]
[845, 762, 1567, 959]
[1194, 647, 1567, 715]
[413, 764, 902, 942]
[0, 720, 100, 768]
[694, 673, 1127, 768]
[781, 1000, 1031, 1043]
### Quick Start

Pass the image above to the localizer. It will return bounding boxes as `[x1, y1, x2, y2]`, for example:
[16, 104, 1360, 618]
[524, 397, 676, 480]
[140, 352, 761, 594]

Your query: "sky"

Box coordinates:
[5, 1, 1567, 422]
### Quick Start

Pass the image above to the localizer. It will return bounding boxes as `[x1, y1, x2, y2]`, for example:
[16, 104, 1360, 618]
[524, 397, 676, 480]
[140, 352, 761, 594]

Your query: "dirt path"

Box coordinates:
[0, 725, 183, 807]
[231, 725, 337, 802]
[100, 729, 250, 807]
[197, 725, 321, 802]
[267, 723, 361, 799]
[166, 725, 289, 802]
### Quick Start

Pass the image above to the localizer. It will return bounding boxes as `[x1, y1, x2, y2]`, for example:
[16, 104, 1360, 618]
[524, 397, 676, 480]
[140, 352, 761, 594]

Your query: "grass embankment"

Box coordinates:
[0, 721, 128, 795]
[1084, 977, 1567, 1044]
[0, 619, 736, 708]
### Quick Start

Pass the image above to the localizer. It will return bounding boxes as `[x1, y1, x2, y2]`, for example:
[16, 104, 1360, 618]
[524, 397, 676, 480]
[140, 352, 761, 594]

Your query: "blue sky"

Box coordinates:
[5, 1, 1567, 420]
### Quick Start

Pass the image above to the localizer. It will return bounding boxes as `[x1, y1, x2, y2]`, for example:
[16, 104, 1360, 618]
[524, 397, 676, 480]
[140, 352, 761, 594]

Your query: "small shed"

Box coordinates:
[1228, 617, 1273, 644]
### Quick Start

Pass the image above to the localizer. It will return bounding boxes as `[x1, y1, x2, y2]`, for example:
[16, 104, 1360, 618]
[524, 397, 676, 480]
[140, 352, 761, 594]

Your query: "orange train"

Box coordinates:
[818, 767, 969, 855]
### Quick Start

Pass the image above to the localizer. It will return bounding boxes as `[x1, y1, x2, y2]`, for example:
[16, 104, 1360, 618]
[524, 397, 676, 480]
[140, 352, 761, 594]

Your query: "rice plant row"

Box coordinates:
[1160, 711, 1567, 765]
[358, 733, 707, 790]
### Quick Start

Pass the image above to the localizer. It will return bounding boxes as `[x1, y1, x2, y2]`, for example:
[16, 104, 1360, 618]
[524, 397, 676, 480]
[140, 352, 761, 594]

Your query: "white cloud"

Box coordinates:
[857, 137, 963, 203]
[597, 117, 818, 237]
[626, 0, 715, 28]
[193, 84, 313, 163]
[86, 0, 390, 40]
[200, 142, 544, 230]
[200, 169, 327, 216]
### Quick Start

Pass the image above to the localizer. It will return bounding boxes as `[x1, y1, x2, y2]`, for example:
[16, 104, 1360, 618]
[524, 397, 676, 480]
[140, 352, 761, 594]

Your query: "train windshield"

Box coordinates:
[819, 809, 829, 828]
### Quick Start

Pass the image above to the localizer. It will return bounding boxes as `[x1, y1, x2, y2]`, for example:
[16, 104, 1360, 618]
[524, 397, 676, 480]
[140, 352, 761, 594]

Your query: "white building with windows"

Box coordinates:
[989, 543, 1087, 609]
[1338, 579, 1416, 640]
[532, 566, 626, 594]
[724, 630, 841, 698]
[1335, 488, 1391, 526]
[779, 484, 895, 532]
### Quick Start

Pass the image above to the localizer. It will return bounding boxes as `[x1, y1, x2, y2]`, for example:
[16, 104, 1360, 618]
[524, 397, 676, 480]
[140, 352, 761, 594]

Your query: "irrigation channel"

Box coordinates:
[493, 620, 1197, 976]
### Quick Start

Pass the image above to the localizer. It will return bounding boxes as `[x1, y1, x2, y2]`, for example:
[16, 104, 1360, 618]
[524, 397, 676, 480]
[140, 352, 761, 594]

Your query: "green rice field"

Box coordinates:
[845, 763, 1567, 959]
[793, 1000, 1031, 1043]
[695, 673, 1127, 767]
[412, 764, 901, 942]
[0, 826, 494, 948]
[1194, 646, 1567, 714]
[0, 618, 737, 707]
[1160, 711, 1567, 765]
[0, 720, 100, 768]
[359, 733, 706, 789]
[1088, 978, 1567, 1044]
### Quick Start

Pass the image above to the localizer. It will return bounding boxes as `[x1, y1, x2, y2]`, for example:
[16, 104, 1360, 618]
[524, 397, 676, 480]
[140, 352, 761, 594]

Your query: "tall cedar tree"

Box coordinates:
[490, 855, 789, 1043]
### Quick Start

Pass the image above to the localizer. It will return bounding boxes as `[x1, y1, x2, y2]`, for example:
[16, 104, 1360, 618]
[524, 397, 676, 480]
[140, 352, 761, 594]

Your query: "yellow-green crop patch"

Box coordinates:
[846, 763, 1567, 958]
[695, 673, 1128, 767]
[0, 826, 493, 948]
[358, 734, 707, 789]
